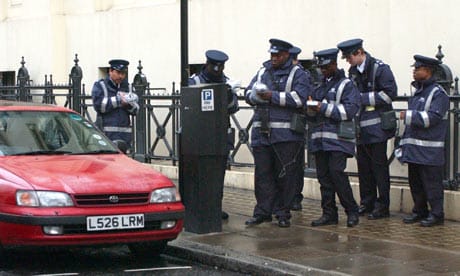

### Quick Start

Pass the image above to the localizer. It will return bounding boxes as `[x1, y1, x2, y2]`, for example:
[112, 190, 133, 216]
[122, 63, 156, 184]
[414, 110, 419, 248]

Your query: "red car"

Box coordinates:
[0, 101, 184, 257]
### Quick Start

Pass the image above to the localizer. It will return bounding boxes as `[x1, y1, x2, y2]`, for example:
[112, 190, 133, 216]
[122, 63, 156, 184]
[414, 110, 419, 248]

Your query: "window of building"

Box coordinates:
[0, 71, 16, 97]
[189, 63, 204, 77]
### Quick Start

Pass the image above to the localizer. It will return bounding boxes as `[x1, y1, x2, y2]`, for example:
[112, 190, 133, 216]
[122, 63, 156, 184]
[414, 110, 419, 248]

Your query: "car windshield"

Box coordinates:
[0, 111, 119, 156]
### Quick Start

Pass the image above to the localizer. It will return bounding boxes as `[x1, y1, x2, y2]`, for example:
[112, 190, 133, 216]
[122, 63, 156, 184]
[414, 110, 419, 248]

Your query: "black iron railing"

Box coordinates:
[1, 47, 459, 190]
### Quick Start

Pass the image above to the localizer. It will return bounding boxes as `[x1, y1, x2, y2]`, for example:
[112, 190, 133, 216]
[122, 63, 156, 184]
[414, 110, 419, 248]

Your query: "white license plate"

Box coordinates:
[86, 214, 144, 231]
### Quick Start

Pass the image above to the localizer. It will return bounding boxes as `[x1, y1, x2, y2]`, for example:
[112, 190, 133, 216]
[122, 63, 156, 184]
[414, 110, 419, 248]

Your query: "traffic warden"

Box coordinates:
[244, 38, 311, 228]
[289, 45, 307, 211]
[337, 38, 397, 219]
[307, 48, 360, 227]
[188, 50, 240, 220]
[398, 55, 449, 227]
[92, 59, 139, 149]
[273, 45, 307, 213]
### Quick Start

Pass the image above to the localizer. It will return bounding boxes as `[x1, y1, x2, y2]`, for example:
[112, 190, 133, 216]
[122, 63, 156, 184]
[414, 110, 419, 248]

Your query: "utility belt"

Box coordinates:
[308, 117, 357, 140]
[253, 113, 306, 135]
[360, 107, 396, 131]
[255, 107, 306, 135]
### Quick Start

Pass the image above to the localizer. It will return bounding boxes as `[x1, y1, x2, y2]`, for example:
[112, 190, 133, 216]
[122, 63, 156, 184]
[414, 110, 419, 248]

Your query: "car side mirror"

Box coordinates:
[112, 139, 129, 154]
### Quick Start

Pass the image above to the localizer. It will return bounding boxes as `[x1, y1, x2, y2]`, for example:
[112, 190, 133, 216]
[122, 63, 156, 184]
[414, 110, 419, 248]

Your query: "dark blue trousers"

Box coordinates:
[315, 151, 358, 217]
[356, 141, 391, 211]
[408, 163, 444, 218]
[252, 141, 303, 220]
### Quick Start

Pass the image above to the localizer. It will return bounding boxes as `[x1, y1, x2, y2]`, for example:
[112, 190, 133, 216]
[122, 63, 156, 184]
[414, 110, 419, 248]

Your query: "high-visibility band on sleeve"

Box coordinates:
[290, 91, 302, 107]
[325, 103, 334, 117]
[420, 111, 430, 128]
[101, 98, 108, 113]
[369, 92, 376, 106]
[405, 110, 413, 125]
[280, 92, 286, 106]
[111, 96, 118, 108]
[337, 104, 347, 120]
[378, 91, 392, 104]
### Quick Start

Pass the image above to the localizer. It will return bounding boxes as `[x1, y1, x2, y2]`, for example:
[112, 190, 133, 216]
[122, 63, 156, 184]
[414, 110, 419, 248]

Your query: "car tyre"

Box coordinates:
[0, 244, 6, 267]
[128, 240, 167, 258]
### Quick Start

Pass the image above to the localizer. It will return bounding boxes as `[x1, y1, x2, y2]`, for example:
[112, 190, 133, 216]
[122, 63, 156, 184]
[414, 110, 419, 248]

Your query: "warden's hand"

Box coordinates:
[258, 91, 272, 101]
[400, 110, 406, 120]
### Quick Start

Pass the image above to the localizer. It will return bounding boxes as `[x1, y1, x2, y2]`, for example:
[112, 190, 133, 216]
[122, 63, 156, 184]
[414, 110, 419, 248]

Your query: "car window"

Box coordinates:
[0, 111, 118, 156]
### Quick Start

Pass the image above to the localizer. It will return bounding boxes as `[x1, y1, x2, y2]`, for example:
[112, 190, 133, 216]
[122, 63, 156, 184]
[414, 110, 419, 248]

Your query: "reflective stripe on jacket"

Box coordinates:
[91, 77, 132, 145]
[399, 79, 449, 166]
[245, 58, 312, 146]
[308, 69, 360, 156]
[349, 53, 398, 144]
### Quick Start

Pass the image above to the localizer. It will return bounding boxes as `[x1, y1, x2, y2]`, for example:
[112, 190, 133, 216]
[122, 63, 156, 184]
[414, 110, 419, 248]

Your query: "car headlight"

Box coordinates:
[150, 187, 179, 203]
[16, 191, 74, 207]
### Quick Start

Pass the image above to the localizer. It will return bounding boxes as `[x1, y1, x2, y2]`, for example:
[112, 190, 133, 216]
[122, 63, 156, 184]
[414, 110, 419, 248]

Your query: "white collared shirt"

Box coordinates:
[357, 57, 367, 73]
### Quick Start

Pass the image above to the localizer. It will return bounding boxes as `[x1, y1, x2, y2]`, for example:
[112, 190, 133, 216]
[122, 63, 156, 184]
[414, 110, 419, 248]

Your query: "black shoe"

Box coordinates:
[245, 216, 272, 226]
[311, 215, 338, 227]
[278, 219, 291, 228]
[358, 205, 370, 216]
[420, 214, 444, 227]
[402, 213, 427, 224]
[291, 202, 302, 211]
[367, 209, 390, 220]
[221, 211, 229, 220]
[347, 214, 359, 227]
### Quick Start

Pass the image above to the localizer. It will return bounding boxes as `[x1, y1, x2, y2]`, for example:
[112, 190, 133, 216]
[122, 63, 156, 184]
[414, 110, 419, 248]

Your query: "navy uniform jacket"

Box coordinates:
[399, 78, 449, 166]
[245, 59, 311, 146]
[91, 77, 135, 145]
[349, 53, 397, 144]
[308, 69, 361, 157]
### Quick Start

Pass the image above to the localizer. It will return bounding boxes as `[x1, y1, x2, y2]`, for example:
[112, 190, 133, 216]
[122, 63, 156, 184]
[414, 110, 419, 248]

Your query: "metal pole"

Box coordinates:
[133, 60, 148, 162]
[180, 0, 188, 88]
[179, 0, 188, 200]
[454, 77, 459, 190]
[70, 54, 83, 113]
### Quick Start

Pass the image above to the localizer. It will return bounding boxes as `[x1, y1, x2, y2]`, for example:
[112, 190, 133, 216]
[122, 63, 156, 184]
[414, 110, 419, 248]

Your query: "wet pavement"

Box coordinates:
[168, 187, 460, 276]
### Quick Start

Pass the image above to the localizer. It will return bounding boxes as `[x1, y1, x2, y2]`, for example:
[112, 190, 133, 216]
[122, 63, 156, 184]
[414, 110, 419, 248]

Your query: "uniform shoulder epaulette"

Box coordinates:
[436, 84, 448, 96]
[374, 59, 385, 66]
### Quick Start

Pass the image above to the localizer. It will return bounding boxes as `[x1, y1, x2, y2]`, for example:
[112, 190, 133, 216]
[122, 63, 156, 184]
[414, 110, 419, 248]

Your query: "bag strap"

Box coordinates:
[99, 80, 108, 97]
[372, 62, 379, 91]
[424, 86, 439, 112]
[285, 65, 300, 92]
[335, 78, 351, 103]
[256, 67, 266, 84]
[192, 75, 201, 84]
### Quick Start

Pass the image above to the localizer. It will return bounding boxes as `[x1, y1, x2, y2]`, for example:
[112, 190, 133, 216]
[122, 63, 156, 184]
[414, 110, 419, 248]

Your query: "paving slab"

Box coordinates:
[167, 187, 460, 275]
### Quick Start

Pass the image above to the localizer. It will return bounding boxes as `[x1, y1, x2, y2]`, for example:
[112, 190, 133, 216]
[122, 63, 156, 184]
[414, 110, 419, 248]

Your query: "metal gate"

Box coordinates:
[2, 47, 460, 191]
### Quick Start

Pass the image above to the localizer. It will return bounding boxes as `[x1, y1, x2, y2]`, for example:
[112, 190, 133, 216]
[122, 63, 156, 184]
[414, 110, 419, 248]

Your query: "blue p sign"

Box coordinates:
[203, 90, 212, 101]
[201, 89, 214, 111]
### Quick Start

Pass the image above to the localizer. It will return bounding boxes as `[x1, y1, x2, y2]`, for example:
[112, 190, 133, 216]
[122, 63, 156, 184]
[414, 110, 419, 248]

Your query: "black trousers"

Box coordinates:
[315, 151, 358, 217]
[408, 163, 444, 218]
[252, 141, 303, 220]
[356, 141, 390, 210]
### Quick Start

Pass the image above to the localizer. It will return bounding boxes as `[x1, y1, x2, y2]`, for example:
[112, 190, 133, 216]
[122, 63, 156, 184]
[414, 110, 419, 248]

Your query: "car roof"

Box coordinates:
[0, 100, 74, 113]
